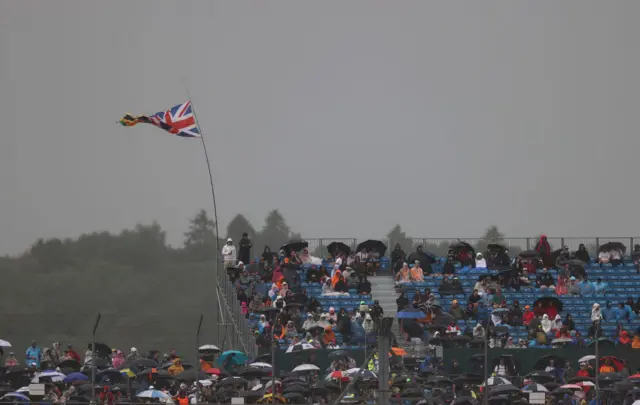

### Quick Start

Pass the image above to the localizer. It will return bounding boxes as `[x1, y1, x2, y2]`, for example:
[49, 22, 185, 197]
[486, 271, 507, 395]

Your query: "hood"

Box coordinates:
[606, 301, 612, 308]
[593, 303, 600, 309]
[542, 314, 549, 321]
[554, 315, 562, 321]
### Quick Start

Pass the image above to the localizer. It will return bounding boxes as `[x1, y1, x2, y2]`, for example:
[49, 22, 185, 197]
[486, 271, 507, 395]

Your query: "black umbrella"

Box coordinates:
[597, 373, 623, 382]
[567, 376, 594, 384]
[328, 350, 350, 359]
[219, 376, 248, 386]
[280, 239, 309, 253]
[533, 355, 564, 370]
[450, 241, 475, 252]
[486, 244, 507, 253]
[525, 371, 555, 383]
[562, 259, 587, 267]
[407, 251, 437, 265]
[140, 368, 172, 378]
[88, 342, 112, 358]
[599, 242, 626, 253]
[550, 388, 573, 396]
[518, 250, 540, 259]
[453, 397, 479, 405]
[489, 385, 520, 395]
[426, 375, 453, 385]
[311, 381, 341, 393]
[237, 368, 271, 379]
[327, 242, 351, 257]
[57, 359, 82, 371]
[259, 307, 280, 314]
[356, 239, 387, 255]
[253, 353, 271, 363]
[96, 369, 125, 383]
[283, 385, 310, 394]
[588, 338, 614, 347]
[532, 296, 564, 312]
[237, 391, 263, 399]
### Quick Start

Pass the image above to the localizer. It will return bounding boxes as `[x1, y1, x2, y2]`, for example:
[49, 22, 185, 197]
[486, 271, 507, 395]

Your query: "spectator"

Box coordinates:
[565, 314, 576, 332]
[574, 244, 590, 263]
[615, 301, 634, 324]
[390, 243, 406, 273]
[238, 232, 252, 265]
[4, 352, 18, 367]
[536, 268, 555, 291]
[473, 323, 485, 339]
[491, 288, 506, 307]
[410, 262, 425, 282]
[523, 305, 535, 325]
[567, 277, 581, 296]
[395, 263, 411, 283]
[494, 358, 508, 377]
[358, 277, 372, 295]
[556, 275, 568, 296]
[465, 303, 477, 320]
[449, 300, 465, 320]
[599, 359, 616, 373]
[25, 340, 41, 368]
[468, 290, 482, 307]
[593, 278, 609, 295]
[535, 235, 552, 267]
[222, 238, 237, 268]
[541, 314, 552, 334]
[475, 253, 487, 268]
[602, 301, 615, 322]
[473, 278, 488, 296]
[446, 320, 461, 336]
[168, 358, 185, 376]
[579, 278, 594, 296]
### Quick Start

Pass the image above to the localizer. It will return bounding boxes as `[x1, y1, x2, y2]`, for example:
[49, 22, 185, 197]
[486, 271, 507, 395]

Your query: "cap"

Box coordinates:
[227, 238, 232, 242]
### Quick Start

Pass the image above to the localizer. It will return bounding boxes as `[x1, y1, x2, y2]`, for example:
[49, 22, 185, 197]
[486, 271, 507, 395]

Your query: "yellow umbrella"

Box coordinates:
[120, 368, 136, 378]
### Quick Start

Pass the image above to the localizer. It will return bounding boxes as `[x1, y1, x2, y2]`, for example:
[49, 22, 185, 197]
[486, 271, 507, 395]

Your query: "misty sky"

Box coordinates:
[1, 1, 639, 255]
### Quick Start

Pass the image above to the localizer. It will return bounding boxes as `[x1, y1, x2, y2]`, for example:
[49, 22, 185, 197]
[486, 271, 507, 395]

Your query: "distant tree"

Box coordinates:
[475, 225, 505, 253]
[183, 210, 218, 261]
[28, 237, 73, 271]
[226, 214, 256, 244]
[256, 210, 292, 252]
[386, 225, 413, 253]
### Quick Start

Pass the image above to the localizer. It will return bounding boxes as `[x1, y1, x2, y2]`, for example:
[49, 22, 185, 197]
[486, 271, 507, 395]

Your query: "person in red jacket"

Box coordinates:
[64, 344, 81, 363]
[522, 305, 535, 325]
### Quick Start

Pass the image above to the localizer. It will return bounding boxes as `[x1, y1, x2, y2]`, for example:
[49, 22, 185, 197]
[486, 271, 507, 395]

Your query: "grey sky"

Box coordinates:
[1, 1, 639, 255]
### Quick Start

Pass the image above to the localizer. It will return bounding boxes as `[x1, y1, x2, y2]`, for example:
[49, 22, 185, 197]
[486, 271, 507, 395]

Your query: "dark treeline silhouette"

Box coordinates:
[0, 209, 558, 360]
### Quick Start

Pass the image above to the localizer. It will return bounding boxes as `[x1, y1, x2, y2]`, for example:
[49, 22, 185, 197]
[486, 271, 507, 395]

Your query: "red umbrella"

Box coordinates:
[599, 356, 623, 372]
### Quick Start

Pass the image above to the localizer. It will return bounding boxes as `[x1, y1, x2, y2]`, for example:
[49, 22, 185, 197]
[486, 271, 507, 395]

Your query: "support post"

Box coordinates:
[376, 317, 392, 405]
[91, 313, 101, 405]
[195, 314, 203, 405]
[483, 323, 489, 405]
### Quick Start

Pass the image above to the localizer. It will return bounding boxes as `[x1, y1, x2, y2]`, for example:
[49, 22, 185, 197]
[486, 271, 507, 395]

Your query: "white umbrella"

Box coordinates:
[15, 387, 29, 393]
[522, 383, 548, 392]
[0, 340, 12, 348]
[481, 377, 512, 386]
[579, 355, 596, 363]
[32, 370, 66, 383]
[137, 389, 171, 399]
[198, 380, 213, 387]
[285, 343, 316, 353]
[292, 364, 320, 373]
[249, 362, 273, 369]
[198, 344, 220, 352]
[577, 381, 596, 387]
[561, 384, 582, 390]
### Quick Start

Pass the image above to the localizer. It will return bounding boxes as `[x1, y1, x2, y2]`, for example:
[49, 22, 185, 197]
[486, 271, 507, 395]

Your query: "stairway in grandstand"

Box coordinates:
[370, 275, 402, 338]
[394, 257, 640, 343]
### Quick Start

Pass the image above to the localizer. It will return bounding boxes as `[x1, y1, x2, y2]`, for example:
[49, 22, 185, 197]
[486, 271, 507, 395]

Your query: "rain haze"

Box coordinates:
[1, 1, 640, 255]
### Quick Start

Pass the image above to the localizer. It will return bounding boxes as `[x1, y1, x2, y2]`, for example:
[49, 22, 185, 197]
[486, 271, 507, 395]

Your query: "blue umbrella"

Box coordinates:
[1, 393, 30, 402]
[396, 308, 427, 319]
[217, 350, 248, 367]
[63, 372, 88, 383]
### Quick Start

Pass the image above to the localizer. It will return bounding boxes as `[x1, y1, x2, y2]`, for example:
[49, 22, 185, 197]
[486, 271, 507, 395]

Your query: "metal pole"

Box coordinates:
[91, 313, 101, 405]
[595, 320, 600, 403]
[270, 338, 276, 399]
[376, 318, 391, 405]
[483, 323, 489, 405]
[195, 314, 203, 405]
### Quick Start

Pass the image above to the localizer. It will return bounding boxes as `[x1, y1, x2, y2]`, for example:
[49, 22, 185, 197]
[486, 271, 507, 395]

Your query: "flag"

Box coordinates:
[119, 101, 201, 138]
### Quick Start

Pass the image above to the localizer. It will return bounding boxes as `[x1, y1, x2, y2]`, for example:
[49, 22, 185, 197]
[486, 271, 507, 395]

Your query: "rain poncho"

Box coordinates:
[395, 264, 411, 283]
[553, 315, 563, 330]
[302, 315, 316, 331]
[473, 323, 485, 339]
[222, 241, 237, 263]
[363, 315, 375, 333]
[475, 254, 487, 268]
[410, 265, 424, 282]
[615, 303, 634, 323]
[593, 280, 609, 295]
[591, 303, 602, 322]
[112, 350, 125, 368]
[541, 315, 552, 334]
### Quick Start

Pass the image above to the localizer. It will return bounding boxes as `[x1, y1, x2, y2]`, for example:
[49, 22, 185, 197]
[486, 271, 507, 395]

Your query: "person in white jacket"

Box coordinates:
[222, 238, 237, 268]
[475, 253, 487, 268]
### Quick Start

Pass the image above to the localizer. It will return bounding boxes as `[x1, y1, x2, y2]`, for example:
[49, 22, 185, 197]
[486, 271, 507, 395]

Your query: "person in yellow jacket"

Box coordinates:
[168, 358, 185, 376]
[368, 354, 379, 372]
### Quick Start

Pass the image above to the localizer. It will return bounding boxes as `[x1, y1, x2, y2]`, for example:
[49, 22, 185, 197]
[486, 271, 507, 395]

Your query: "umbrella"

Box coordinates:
[280, 239, 309, 253]
[119, 368, 136, 378]
[249, 362, 272, 369]
[0, 393, 30, 402]
[453, 397, 479, 405]
[551, 338, 573, 345]
[328, 350, 350, 359]
[576, 381, 595, 387]
[137, 389, 171, 399]
[567, 376, 595, 384]
[482, 377, 512, 386]
[125, 358, 157, 369]
[600, 356, 624, 371]
[599, 242, 626, 253]
[518, 250, 540, 259]
[344, 368, 377, 380]
[551, 388, 573, 396]
[560, 384, 582, 390]
[396, 308, 427, 319]
[522, 384, 548, 392]
[237, 368, 270, 379]
[450, 241, 474, 252]
[88, 342, 111, 358]
[486, 243, 507, 252]
[534, 355, 565, 371]
[63, 372, 88, 383]
[588, 338, 614, 347]
[356, 239, 387, 255]
[426, 376, 454, 385]
[32, 370, 66, 383]
[259, 307, 280, 314]
[218, 377, 248, 386]
[217, 350, 248, 366]
[489, 384, 520, 395]
[292, 364, 320, 373]
[327, 242, 351, 256]
[284, 392, 306, 402]
[0, 340, 11, 348]
[578, 355, 596, 363]
[285, 343, 316, 354]
[597, 373, 622, 382]
[198, 344, 221, 353]
[96, 369, 125, 383]
[532, 297, 564, 312]
[525, 371, 555, 383]
[563, 259, 587, 267]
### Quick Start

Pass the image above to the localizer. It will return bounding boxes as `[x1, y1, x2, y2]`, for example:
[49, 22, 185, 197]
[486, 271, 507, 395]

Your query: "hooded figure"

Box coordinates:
[553, 314, 563, 330]
[591, 303, 602, 322]
[541, 314, 552, 334]
[302, 314, 316, 331]
[222, 238, 237, 267]
[602, 301, 615, 322]
[473, 323, 485, 339]
[475, 253, 487, 269]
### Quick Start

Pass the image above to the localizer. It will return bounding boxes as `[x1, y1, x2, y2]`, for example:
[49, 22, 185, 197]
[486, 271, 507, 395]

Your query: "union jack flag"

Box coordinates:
[119, 101, 201, 138]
